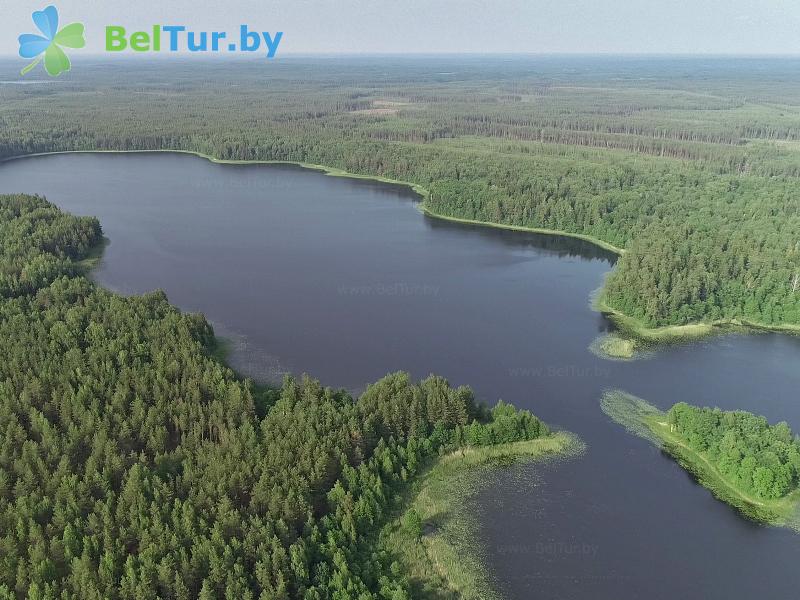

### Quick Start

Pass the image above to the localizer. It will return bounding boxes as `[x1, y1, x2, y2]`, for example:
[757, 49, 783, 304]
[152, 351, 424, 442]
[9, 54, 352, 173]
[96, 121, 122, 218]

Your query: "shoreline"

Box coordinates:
[4, 148, 800, 346]
[380, 432, 584, 599]
[595, 294, 800, 345]
[601, 391, 800, 529]
[0, 149, 434, 199]
[648, 417, 800, 528]
[418, 205, 627, 254]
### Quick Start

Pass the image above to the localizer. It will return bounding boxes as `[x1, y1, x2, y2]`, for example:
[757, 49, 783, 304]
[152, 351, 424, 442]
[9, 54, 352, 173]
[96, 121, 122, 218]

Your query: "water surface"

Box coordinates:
[1, 152, 798, 600]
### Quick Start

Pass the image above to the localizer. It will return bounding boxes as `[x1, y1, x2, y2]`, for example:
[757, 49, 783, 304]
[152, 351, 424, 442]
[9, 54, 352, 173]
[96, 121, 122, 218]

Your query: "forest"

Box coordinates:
[2, 56, 800, 329]
[667, 403, 800, 501]
[0, 193, 553, 598]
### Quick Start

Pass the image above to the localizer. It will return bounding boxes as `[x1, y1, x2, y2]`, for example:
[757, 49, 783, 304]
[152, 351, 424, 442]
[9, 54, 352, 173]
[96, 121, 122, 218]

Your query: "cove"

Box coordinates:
[2, 152, 800, 600]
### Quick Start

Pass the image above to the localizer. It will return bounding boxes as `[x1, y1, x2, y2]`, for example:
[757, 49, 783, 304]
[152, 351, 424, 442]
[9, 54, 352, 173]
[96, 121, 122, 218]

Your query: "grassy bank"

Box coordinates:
[597, 294, 800, 342]
[591, 293, 800, 361]
[601, 390, 800, 529]
[590, 295, 715, 359]
[379, 432, 584, 600]
[419, 205, 626, 255]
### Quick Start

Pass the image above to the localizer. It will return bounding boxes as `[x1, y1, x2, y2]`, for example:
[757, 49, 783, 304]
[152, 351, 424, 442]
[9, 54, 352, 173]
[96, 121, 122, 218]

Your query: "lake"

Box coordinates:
[2, 152, 798, 600]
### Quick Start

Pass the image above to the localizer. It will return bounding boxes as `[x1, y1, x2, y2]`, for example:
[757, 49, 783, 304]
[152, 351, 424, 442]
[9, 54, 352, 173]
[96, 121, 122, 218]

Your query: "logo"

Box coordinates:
[16, 6, 282, 77]
[18, 5, 85, 77]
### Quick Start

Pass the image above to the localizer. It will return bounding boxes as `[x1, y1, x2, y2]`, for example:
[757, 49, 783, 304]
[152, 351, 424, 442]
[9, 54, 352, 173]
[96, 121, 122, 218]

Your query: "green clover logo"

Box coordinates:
[18, 6, 85, 76]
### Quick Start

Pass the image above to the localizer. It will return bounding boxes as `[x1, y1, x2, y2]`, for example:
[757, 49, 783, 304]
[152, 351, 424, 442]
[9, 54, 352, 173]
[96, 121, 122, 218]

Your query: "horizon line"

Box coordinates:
[2, 51, 800, 59]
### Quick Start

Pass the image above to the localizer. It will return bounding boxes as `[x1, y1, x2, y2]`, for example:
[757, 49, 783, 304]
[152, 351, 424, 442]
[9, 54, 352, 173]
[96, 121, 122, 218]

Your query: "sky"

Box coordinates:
[2, 0, 800, 56]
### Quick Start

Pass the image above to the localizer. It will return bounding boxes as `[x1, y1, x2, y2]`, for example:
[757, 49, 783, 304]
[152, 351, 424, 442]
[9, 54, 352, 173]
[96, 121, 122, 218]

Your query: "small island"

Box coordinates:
[602, 391, 800, 528]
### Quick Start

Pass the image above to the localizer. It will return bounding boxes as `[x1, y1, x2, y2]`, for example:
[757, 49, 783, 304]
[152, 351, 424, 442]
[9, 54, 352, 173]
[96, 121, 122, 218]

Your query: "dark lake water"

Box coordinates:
[2, 152, 799, 600]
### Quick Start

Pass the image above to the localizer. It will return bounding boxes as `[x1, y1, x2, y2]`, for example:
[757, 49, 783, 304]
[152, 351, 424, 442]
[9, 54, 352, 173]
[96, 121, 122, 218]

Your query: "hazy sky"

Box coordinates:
[2, 0, 800, 56]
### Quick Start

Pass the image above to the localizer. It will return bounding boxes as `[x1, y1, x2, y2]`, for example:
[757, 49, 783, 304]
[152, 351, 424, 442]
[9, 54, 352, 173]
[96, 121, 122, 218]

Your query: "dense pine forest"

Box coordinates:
[667, 403, 800, 500]
[1, 56, 800, 328]
[0, 193, 551, 598]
